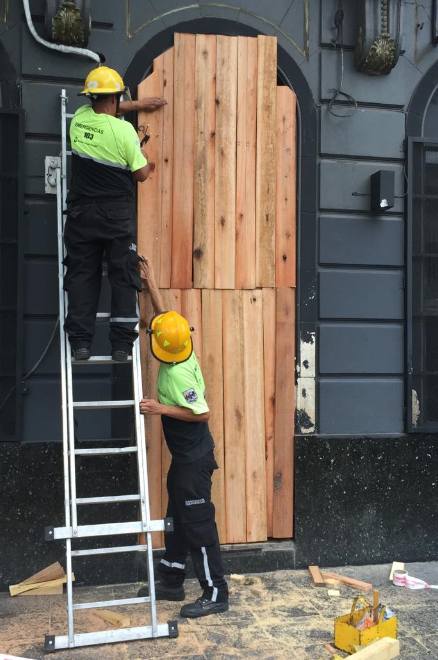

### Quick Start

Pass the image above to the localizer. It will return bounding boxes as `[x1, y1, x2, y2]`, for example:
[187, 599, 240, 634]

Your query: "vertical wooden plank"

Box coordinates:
[159, 48, 174, 288]
[181, 288, 202, 366]
[222, 290, 246, 542]
[256, 35, 277, 287]
[276, 86, 297, 287]
[262, 287, 276, 538]
[193, 34, 216, 288]
[235, 36, 257, 289]
[159, 289, 182, 518]
[272, 287, 295, 538]
[214, 36, 238, 289]
[201, 290, 226, 541]
[171, 33, 195, 288]
[139, 291, 162, 548]
[243, 290, 267, 541]
[137, 70, 163, 275]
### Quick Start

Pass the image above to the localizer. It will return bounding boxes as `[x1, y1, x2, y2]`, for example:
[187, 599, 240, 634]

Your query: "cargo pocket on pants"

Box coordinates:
[182, 500, 217, 547]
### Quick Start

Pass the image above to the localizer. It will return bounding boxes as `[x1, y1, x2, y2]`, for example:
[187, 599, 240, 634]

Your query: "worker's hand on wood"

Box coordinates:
[139, 257, 157, 286]
[137, 97, 167, 111]
[140, 398, 163, 415]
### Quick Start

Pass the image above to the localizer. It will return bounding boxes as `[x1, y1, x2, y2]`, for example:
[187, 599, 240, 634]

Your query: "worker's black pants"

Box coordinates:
[63, 200, 141, 350]
[158, 450, 228, 602]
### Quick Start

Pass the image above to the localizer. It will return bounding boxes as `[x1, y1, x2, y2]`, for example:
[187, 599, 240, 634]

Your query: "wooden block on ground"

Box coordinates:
[201, 289, 225, 541]
[262, 288, 276, 537]
[235, 36, 257, 289]
[193, 34, 216, 288]
[214, 35, 237, 289]
[17, 583, 63, 596]
[171, 33, 195, 288]
[92, 608, 130, 628]
[272, 287, 295, 538]
[223, 290, 246, 542]
[276, 85, 296, 287]
[10, 575, 73, 597]
[243, 290, 267, 541]
[322, 571, 372, 592]
[19, 561, 65, 585]
[308, 565, 325, 586]
[255, 35, 277, 287]
[348, 637, 400, 659]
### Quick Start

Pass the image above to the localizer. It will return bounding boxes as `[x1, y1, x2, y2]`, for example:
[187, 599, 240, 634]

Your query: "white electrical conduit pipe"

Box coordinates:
[22, 0, 101, 63]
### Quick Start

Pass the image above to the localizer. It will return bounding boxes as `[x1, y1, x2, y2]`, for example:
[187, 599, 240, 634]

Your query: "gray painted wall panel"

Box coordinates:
[320, 161, 404, 213]
[319, 323, 404, 374]
[320, 50, 417, 107]
[24, 201, 57, 256]
[319, 269, 404, 320]
[321, 107, 405, 159]
[22, 82, 82, 136]
[319, 378, 404, 434]
[24, 261, 58, 315]
[319, 215, 404, 266]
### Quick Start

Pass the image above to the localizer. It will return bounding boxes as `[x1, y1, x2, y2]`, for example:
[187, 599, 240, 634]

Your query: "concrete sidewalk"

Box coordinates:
[0, 563, 437, 659]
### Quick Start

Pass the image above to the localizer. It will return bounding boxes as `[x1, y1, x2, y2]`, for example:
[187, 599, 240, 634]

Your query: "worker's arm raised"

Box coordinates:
[139, 257, 165, 314]
[140, 398, 210, 423]
[118, 97, 167, 115]
[132, 161, 155, 183]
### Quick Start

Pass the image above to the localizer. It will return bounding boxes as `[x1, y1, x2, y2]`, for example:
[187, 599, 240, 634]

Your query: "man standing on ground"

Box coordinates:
[137, 258, 229, 618]
[64, 65, 165, 361]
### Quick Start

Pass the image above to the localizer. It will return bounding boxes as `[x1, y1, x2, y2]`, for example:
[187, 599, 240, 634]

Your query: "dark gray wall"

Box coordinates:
[2, 0, 438, 440]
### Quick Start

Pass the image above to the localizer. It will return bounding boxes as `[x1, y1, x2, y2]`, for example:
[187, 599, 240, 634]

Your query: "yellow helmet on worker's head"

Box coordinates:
[148, 311, 193, 364]
[80, 66, 126, 96]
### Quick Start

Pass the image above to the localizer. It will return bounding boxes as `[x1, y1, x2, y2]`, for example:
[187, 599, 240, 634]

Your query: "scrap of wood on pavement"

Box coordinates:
[1, 563, 437, 659]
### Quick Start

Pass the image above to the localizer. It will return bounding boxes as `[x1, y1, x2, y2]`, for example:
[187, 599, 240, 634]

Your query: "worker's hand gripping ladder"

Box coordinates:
[44, 89, 178, 651]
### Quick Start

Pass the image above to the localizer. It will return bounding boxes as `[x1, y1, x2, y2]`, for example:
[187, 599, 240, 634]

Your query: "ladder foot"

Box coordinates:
[164, 517, 174, 533]
[168, 620, 179, 638]
[44, 635, 56, 652]
[45, 526, 55, 542]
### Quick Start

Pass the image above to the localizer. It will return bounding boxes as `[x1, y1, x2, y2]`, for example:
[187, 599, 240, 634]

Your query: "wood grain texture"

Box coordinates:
[171, 34, 195, 288]
[137, 70, 163, 276]
[193, 34, 216, 288]
[256, 35, 277, 287]
[214, 36, 237, 289]
[236, 36, 257, 289]
[159, 48, 174, 287]
[243, 289, 267, 541]
[201, 289, 225, 541]
[223, 290, 246, 542]
[272, 287, 295, 538]
[276, 86, 296, 287]
[181, 288, 202, 366]
[262, 287, 276, 537]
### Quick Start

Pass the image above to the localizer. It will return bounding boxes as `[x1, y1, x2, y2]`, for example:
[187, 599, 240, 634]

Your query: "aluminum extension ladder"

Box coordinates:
[44, 89, 178, 651]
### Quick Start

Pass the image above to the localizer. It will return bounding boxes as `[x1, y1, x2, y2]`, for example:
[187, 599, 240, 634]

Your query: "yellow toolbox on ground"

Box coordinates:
[334, 591, 397, 654]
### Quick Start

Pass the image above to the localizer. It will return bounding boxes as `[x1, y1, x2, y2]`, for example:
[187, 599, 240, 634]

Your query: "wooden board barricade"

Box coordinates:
[137, 34, 296, 545]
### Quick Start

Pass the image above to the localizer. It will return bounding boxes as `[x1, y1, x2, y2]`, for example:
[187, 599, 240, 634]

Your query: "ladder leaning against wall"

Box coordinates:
[42, 89, 178, 651]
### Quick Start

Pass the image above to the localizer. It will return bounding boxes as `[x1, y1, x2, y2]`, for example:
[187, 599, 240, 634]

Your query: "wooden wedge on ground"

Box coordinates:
[10, 575, 74, 597]
[92, 608, 131, 628]
[308, 565, 326, 586]
[321, 571, 372, 592]
[348, 637, 400, 659]
[9, 562, 66, 596]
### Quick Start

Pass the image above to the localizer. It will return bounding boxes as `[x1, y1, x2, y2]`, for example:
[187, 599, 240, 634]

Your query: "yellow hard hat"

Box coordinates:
[149, 311, 193, 364]
[80, 66, 126, 96]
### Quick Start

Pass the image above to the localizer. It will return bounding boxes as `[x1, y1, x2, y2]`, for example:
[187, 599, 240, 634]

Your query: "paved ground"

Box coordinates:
[0, 562, 437, 659]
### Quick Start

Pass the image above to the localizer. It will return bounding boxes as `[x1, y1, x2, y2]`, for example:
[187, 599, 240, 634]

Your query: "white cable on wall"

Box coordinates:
[22, 0, 101, 63]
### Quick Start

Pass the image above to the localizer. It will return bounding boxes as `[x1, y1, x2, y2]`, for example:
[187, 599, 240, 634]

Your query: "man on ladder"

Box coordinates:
[137, 258, 229, 618]
[64, 65, 165, 362]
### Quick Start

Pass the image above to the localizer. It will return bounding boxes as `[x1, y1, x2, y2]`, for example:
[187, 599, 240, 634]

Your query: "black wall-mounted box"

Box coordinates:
[370, 170, 395, 214]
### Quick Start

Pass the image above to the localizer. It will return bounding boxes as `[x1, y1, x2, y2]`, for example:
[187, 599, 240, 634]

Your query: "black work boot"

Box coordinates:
[179, 592, 229, 618]
[137, 581, 185, 601]
[112, 349, 129, 362]
[72, 345, 91, 361]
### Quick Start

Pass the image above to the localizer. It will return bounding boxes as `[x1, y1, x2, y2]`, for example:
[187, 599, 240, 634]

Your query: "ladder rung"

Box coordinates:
[76, 494, 140, 505]
[75, 447, 137, 456]
[66, 113, 75, 118]
[96, 312, 110, 318]
[74, 597, 150, 611]
[66, 150, 72, 155]
[73, 400, 134, 409]
[44, 623, 176, 651]
[72, 356, 132, 365]
[71, 544, 147, 557]
[46, 518, 173, 540]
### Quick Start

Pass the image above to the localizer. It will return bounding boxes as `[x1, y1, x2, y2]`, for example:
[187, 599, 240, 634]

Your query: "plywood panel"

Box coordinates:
[262, 287, 276, 538]
[276, 86, 296, 287]
[273, 287, 295, 538]
[137, 70, 163, 276]
[181, 288, 202, 366]
[256, 35, 277, 287]
[193, 34, 216, 288]
[243, 290, 267, 541]
[171, 34, 195, 288]
[201, 289, 225, 541]
[214, 36, 237, 289]
[223, 290, 246, 542]
[236, 36, 257, 290]
[159, 48, 174, 287]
